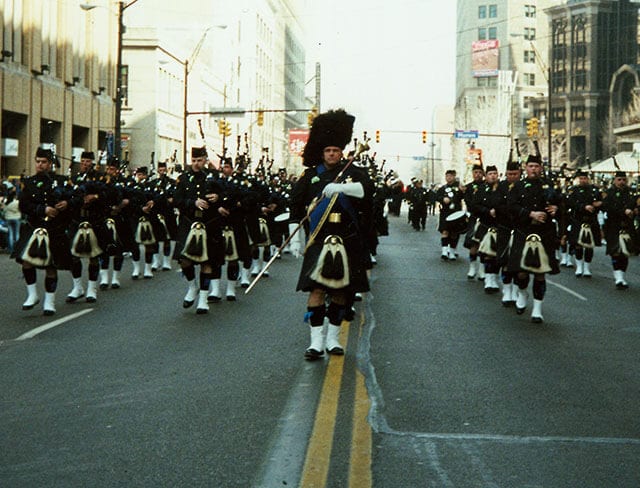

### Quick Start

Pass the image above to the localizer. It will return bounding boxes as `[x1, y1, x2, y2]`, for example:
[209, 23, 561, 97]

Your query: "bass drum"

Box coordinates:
[445, 210, 469, 234]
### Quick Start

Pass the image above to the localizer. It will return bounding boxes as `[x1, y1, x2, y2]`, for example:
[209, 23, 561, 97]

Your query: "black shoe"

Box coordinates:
[22, 300, 40, 310]
[196, 307, 208, 315]
[226, 295, 237, 301]
[344, 307, 356, 322]
[99, 283, 109, 290]
[43, 309, 55, 317]
[531, 316, 543, 324]
[516, 306, 526, 315]
[304, 348, 324, 361]
[86, 296, 97, 303]
[111, 283, 120, 289]
[208, 295, 221, 303]
[65, 295, 83, 303]
[183, 299, 195, 308]
[326, 345, 345, 355]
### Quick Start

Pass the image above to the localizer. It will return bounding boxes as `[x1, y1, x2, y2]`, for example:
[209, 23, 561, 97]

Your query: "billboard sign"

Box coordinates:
[472, 39, 499, 77]
[289, 129, 309, 156]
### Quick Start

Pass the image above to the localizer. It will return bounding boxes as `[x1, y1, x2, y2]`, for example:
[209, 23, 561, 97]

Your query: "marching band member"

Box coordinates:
[601, 171, 637, 289]
[289, 109, 374, 360]
[173, 147, 224, 314]
[150, 161, 177, 271]
[463, 164, 486, 278]
[436, 169, 465, 261]
[99, 158, 131, 289]
[13, 148, 74, 315]
[496, 156, 521, 306]
[506, 148, 561, 323]
[565, 170, 602, 278]
[67, 152, 109, 303]
[475, 165, 501, 293]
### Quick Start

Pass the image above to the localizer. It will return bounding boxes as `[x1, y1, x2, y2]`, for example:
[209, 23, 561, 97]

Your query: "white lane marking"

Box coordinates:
[546, 279, 588, 301]
[390, 430, 640, 446]
[15, 309, 94, 341]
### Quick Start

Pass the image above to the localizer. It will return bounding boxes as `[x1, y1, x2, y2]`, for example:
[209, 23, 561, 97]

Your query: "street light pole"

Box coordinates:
[114, 0, 125, 161]
[182, 60, 189, 165]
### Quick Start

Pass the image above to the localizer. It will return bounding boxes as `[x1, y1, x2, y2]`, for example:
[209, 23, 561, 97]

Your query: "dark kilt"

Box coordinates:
[296, 222, 370, 294]
[173, 215, 224, 267]
[12, 223, 73, 270]
[159, 209, 178, 241]
[567, 219, 602, 248]
[506, 227, 560, 275]
[495, 226, 513, 266]
[68, 219, 114, 257]
[463, 216, 482, 249]
[603, 219, 637, 256]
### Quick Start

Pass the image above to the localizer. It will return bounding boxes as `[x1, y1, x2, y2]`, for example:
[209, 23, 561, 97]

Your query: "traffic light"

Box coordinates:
[218, 119, 232, 137]
[307, 106, 318, 127]
[257, 110, 264, 126]
[375, 130, 380, 143]
[421, 130, 427, 144]
[526, 117, 539, 137]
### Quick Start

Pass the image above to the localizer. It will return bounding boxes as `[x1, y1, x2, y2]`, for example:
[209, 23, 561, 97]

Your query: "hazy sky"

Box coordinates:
[303, 0, 457, 167]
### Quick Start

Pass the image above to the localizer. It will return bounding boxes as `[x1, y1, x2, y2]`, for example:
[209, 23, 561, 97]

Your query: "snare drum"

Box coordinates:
[445, 210, 469, 234]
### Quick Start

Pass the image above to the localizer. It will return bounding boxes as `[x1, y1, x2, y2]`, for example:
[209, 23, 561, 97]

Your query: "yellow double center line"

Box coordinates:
[299, 314, 372, 488]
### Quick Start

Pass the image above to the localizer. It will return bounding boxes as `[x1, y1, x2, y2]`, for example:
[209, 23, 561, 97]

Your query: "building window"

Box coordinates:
[525, 5, 536, 18]
[476, 77, 497, 88]
[523, 73, 535, 86]
[478, 28, 487, 40]
[552, 107, 566, 123]
[571, 106, 586, 121]
[478, 5, 486, 18]
[488, 27, 497, 39]
[524, 28, 536, 40]
[489, 4, 497, 18]
[574, 69, 587, 90]
[524, 50, 536, 63]
[523, 96, 533, 109]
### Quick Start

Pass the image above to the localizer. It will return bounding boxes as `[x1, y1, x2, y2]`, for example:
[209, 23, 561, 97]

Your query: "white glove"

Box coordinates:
[288, 223, 304, 258]
[322, 182, 364, 199]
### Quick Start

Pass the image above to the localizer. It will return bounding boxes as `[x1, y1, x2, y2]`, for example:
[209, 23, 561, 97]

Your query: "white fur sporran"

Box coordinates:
[577, 223, 595, 249]
[21, 227, 52, 267]
[222, 226, 238, 262]
[182, 221, 209, 263]
[255, 217, 271, 247]
[471, 219, 482, 242]
[619, 230, 632, 257]
[156, 214, 170, 240]
[478, 227, 498, 257]
[106, 218, 119, 245]
[71, 221, 103, 258]
[135, 217, 156, 245]
[310, 235, 350, 289]
[520, 233, 551, 273]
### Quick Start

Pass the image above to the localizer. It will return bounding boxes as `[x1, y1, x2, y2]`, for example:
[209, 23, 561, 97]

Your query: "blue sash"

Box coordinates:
[308, 165, 359, 234]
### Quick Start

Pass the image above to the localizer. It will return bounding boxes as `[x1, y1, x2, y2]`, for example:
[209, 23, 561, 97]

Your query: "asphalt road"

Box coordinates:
[1, 209, 639, 487]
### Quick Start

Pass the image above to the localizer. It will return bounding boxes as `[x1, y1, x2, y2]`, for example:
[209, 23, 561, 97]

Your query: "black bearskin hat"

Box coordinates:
[526, 140, 542, 165]
[191, 146, 207, 159]
[81, 151, 95, 160]
[302, 109, 355, 167]
[506, 148, 520, 171]
[35, 147, 54, 161]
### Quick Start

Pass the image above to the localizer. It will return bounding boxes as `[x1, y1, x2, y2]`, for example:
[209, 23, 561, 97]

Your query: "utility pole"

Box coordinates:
[315, 62, 321, 112]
